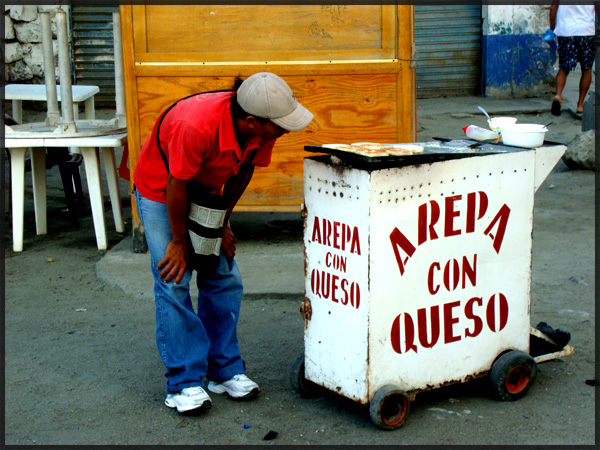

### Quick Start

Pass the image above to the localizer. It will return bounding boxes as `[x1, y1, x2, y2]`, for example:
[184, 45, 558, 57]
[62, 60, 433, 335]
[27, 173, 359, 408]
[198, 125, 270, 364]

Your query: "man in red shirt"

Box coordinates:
[133, 72, 313, 414]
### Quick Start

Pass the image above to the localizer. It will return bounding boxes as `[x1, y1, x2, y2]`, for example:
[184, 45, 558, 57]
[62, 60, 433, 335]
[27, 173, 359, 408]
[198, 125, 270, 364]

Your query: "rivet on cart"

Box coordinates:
[291, 139, 575, 430]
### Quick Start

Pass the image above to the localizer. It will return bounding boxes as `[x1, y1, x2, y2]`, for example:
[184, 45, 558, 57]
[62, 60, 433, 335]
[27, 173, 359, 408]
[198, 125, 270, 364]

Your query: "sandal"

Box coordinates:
[551, 99, 562, 116]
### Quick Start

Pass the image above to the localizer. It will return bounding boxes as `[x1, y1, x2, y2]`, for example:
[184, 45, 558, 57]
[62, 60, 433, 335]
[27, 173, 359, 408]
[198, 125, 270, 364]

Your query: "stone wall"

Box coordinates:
[4, 5, 70, 84]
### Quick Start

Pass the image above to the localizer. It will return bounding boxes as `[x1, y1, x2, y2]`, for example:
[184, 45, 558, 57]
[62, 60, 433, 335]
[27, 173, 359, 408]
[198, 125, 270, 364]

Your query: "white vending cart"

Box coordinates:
[294, 140, 574, 429]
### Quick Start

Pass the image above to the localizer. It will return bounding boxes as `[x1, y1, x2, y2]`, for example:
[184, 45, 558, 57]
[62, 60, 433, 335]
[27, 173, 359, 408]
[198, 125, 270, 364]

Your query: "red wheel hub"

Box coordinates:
[381, 394, 408, 426]
[505, 364, 531, 394]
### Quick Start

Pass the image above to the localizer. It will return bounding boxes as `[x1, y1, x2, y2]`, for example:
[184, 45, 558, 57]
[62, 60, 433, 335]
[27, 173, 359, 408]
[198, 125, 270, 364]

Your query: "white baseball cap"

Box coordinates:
[237, 72, 314, 132]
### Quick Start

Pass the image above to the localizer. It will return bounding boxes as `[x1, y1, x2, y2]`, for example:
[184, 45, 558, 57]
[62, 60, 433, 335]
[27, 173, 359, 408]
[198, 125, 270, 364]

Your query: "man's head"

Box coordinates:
[236, 72, 313, 132]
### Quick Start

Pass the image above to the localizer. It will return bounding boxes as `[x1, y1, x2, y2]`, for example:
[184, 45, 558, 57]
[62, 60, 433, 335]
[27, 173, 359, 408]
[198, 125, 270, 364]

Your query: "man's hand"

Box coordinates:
[157, 240, 188, 284]
[161, 174, 192, 284]
[221, 224, 237, 265]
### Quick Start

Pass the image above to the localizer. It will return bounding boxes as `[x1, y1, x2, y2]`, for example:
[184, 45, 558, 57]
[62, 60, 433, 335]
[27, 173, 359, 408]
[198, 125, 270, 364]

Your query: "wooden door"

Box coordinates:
[119, 4, 415, 241]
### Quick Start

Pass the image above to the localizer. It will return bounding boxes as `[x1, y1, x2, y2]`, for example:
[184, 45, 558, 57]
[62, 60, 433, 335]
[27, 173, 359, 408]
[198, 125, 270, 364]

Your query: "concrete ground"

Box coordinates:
[3, 69, 595, 445]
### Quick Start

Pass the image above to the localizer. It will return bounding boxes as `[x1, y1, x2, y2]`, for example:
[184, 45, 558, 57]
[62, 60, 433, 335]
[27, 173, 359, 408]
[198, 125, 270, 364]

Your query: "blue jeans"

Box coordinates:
[134, 188, 245, 394]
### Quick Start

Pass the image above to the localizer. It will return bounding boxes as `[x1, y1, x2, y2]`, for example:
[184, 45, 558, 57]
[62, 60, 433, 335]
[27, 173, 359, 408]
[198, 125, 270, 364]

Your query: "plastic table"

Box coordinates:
[5, 84, 100, 123]
[5, 132, 127, 252]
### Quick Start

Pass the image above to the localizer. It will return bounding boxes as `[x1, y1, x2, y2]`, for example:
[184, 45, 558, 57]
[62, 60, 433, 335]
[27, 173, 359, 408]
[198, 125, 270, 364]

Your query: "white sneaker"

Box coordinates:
[208, 374, 260, 399]
[165, 386, 212, 413]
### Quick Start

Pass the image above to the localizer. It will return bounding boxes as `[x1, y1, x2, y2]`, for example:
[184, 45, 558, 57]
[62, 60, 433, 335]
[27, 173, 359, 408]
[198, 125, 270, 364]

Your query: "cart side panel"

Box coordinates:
[303, 157, 371, 403]
[533, 145, 567, 192]
[367, 151, 536, 397]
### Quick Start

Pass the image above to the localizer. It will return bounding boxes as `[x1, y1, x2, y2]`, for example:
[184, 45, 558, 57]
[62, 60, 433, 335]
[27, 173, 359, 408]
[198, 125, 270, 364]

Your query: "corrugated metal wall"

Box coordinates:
[71, 5, 119, 107]
[414, 5, 482, 98]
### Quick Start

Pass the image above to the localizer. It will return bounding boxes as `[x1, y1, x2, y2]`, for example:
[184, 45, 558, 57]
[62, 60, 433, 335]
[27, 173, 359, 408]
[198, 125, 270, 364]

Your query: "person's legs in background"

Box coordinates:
[577, 67, 593, 113]
[553, 35, 596, 116]
[552, 36, 577, 116]
[553, 68, 569, 115]
[576, 36, 596, 114]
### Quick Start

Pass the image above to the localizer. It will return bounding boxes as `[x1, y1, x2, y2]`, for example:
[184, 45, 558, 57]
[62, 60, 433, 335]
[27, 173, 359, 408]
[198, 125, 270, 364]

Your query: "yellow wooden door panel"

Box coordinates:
[135, 74, 400, 144]
[134, 5, 395, 62]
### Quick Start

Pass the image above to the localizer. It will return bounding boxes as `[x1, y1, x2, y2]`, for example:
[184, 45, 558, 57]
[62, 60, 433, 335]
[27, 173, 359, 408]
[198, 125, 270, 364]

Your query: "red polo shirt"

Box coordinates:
[133, 91, 275, 203]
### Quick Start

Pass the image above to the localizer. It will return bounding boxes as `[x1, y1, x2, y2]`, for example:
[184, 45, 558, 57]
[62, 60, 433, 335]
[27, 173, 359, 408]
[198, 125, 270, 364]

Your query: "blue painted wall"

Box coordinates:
[482, 5, 556, 98]
[482, 34, 557, 97]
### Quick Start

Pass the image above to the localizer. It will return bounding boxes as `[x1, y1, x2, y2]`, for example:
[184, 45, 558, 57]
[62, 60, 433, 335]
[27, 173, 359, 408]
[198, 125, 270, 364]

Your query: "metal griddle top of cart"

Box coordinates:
[304, 140, 565, 169]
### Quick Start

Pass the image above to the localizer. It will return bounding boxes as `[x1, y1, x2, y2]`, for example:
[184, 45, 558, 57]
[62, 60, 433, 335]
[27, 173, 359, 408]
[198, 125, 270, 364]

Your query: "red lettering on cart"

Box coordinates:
[427, 262, 441, 294]
[390, 293, 509, 354]
[443, 300, 461, 344]
[390, 192, 510, 276]
[464, 296, 484, 338]
[311, 216, 361, 255]
[320, 270, 331, 299]
[310, 268, 360, 309]
[444, 258, 460, 291]
[325, 252, 347, 273]
[338, 276, 348, 305]
[486, 293, 509, 332]
[417, 306, 440, 348]
[333, 221, 341, 249]
[418, 201, 440, 245]
[466, 191, 488, 233]
[428, 255, 478, 295]
[390, 313, 417, 354]
[418, 192, 488, 244]
[444, 195, 462, 237]
[483, 205, 511, 254]
[331, 274, 339, 302]
[350, 280, 360, 308]
[340, 279, 360, 308]
[462, 254, 477, 289]
[389, 227, 416, 276]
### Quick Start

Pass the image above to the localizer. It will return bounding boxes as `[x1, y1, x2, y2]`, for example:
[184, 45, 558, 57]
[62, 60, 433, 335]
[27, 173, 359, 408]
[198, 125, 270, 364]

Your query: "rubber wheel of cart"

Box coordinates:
[489, 350, 537, 401]
[369, 385, 410, 430]
[290, 353, 328, 398]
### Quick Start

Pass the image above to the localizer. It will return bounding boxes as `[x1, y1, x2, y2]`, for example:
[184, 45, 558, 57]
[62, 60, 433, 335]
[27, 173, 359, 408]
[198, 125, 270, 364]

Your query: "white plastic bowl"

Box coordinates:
[499, 123, 548, 148]
[488, 116, 517, 132]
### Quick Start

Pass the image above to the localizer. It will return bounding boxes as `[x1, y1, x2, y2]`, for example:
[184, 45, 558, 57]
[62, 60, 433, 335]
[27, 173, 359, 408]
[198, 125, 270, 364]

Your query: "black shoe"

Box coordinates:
[535, 321, 571, 349]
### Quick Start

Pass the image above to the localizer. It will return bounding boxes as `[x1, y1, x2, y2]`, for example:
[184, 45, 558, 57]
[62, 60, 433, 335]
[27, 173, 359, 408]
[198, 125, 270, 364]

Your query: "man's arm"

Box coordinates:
[157, 174, 191, 284]
[550, 1, 559, 31]
[219, 164, 256, 265]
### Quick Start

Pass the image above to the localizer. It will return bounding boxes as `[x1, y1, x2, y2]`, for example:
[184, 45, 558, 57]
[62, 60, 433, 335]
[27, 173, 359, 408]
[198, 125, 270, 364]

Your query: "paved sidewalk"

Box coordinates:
[96, 219, 305, 298]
